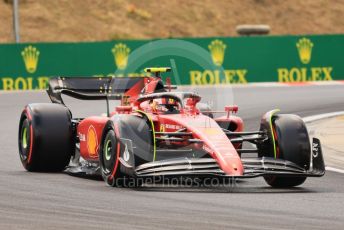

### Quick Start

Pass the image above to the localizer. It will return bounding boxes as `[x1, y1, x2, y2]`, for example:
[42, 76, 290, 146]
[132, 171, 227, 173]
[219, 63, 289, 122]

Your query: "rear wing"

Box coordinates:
[47, 77, 147, 104]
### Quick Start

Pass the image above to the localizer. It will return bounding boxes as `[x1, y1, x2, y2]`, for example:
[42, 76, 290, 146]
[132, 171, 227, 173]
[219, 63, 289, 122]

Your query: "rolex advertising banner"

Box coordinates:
[0, 34, 343, 90]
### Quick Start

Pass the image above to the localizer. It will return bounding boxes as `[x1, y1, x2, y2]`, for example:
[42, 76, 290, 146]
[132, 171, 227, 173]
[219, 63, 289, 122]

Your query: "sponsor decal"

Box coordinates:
[21, 45, 40, 74]
[209, 39, 227, 66]
[190, 69, 248, 85]
[87, 125, 98, 157]
[278, 37, 333, 82]
[159, 124, 166, 132]
[312, 142, 319, 158]
[1, 77, 49, 90]
[1, 45, 48, 90]
[1, 36, 343, 90]
[79, 132, 86, 142]
[164, 124, 183, 130]
[189, 39, 248, 85]
[123, 144, 130, 162]
[112, 43, 130, 70]
[296, 38, 313, 64]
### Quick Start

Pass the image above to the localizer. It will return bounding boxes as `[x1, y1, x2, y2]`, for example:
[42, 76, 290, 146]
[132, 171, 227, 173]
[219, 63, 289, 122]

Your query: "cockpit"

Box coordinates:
[148, 98, 180, 114]
[137, 92, 201, 115]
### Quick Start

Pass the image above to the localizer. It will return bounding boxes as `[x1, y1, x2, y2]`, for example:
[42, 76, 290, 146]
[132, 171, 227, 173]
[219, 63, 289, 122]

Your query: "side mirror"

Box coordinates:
[225, 105, 239, 118]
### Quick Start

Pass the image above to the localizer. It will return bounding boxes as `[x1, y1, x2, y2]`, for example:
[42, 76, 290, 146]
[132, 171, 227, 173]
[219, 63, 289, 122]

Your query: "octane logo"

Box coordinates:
[87, 125, 98, 157]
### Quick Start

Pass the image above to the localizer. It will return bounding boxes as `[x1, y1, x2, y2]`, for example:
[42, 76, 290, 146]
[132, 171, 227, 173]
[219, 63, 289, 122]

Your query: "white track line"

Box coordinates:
[303, 111, 344, 123]
[0, 90, 45, 94]
[325, 167, 344, 174]
[303, 112, 344, 174]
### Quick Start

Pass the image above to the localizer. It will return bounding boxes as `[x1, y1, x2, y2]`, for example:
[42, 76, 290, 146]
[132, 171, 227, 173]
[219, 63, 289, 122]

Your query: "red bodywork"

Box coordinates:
[77, 76, 245, 176]
[157, 114, 244, 175]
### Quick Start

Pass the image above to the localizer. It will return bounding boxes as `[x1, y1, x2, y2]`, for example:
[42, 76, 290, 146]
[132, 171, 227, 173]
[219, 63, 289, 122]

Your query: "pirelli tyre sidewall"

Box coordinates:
[19, 116, 31, 169]
[259, 113, 311, 187]
[99, 125, 121, 187]
[18, 103, 74, 172]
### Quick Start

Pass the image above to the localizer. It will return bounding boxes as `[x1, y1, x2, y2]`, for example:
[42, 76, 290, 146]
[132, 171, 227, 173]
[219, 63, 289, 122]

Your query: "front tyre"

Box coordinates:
[100, 129, 121, 187]
[259, 113, 310, 188]
[100, 125, 143, 188]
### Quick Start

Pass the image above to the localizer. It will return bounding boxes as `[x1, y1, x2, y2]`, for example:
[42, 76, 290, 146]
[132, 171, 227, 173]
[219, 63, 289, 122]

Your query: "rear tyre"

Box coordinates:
[18, 103, 74, 172]
[258, 114, 310, 187]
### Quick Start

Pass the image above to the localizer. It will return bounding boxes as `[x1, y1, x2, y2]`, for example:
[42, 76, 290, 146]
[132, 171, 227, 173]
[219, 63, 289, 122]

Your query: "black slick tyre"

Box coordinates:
[99, 128, 122, 187]
[259, 114, 311, 187]
[18, 103, 74, 172]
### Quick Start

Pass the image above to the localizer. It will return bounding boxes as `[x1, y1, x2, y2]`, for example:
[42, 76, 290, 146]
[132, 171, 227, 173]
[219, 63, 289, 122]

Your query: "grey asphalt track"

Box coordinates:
[1, 85, 344, 230]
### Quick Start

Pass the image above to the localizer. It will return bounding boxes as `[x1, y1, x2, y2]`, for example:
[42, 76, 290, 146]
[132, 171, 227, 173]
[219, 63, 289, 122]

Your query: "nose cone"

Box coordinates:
[229, 161, 244, 176]
[217, 155, 244, 176]
[157, 114, 245, 176]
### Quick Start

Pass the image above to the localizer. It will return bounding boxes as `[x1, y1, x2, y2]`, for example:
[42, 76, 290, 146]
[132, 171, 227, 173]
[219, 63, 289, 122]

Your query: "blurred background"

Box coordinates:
[1, 0, 343, 43]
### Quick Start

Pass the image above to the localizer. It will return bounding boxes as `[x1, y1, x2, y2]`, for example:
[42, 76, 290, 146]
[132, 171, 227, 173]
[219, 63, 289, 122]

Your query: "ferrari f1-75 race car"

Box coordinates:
[18, 67, 325, 188]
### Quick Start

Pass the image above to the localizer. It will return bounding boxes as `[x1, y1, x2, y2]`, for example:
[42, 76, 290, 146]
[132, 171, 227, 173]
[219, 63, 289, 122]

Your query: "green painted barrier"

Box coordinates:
[0, 34, 343, 90]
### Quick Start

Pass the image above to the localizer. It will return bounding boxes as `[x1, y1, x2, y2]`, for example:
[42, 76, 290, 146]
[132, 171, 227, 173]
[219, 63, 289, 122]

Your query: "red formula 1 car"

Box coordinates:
[18, 67, 325, 188]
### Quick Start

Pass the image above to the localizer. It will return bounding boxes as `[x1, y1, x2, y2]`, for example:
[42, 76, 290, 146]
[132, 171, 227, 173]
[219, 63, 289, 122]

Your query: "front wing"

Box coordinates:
[134, 138, 325, 179]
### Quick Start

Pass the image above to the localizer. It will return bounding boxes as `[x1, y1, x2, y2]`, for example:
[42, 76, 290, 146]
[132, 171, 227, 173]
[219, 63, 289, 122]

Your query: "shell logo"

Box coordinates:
[87, 125, 98, 157]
